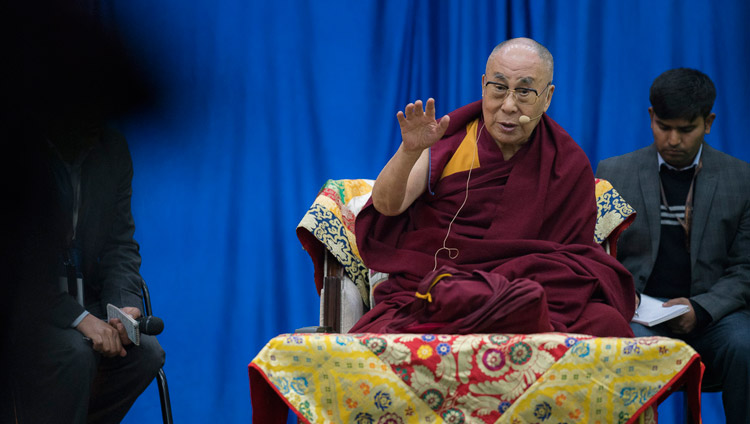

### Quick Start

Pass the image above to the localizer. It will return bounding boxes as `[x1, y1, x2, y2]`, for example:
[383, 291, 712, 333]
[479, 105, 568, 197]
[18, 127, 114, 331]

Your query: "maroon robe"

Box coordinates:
[350, 100, 635, 337]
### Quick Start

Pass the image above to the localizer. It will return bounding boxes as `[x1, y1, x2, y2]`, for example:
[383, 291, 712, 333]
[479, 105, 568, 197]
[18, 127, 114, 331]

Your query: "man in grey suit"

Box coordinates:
[2, 3, 165, 421]
[7, 113, 166, 423]
[596, 68, 750, 422]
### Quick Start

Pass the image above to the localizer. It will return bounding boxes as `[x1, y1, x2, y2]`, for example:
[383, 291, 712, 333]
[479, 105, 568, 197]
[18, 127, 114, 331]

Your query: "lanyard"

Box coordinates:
[658, 158, 702, 252]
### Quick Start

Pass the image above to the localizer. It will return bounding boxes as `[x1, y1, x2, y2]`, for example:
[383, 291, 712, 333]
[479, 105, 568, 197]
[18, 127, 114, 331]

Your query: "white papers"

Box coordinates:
[632, 294, 690, 327]
[107, 304, 140, 345]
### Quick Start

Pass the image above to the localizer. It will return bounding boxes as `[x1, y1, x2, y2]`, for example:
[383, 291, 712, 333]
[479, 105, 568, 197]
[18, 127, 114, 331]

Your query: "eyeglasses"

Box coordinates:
[484, 81, 551, 105]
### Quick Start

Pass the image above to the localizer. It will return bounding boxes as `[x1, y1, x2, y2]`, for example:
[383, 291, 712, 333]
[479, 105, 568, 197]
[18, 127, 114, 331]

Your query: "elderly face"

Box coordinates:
[650, 107, 714, 168]
[481, 44, 554, 156]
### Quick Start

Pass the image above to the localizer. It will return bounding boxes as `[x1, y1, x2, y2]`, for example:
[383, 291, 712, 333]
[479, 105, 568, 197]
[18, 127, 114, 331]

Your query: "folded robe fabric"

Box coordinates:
[351, 100, 635, 336]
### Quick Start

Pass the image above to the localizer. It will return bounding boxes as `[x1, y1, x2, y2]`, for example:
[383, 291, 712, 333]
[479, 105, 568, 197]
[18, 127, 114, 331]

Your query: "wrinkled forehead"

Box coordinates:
[486, 44, 549, 83]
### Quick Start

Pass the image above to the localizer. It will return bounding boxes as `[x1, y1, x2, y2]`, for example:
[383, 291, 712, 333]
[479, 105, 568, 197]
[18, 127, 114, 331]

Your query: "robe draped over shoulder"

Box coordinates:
[351, 100, 635, 337]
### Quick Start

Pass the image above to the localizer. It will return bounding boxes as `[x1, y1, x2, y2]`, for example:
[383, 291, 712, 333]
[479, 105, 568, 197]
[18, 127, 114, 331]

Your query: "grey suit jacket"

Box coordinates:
[47, 128, 144, 327]
[596, 143, 750, 322]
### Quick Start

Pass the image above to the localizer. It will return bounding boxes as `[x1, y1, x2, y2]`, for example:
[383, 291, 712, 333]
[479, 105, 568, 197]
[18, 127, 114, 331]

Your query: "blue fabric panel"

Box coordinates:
[99, 1, 749, 422]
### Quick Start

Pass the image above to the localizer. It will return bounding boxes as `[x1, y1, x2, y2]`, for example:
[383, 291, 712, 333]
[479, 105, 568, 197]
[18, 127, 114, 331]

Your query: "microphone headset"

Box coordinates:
[432, 122, 484, 271]
[518, 85, 551, 124]
[432, 87, 548, 270]
[519, 112, 545, 125]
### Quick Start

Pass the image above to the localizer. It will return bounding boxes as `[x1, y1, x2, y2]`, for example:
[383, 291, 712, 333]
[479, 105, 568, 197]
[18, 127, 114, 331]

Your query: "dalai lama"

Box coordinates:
[350, 38, 635, 337]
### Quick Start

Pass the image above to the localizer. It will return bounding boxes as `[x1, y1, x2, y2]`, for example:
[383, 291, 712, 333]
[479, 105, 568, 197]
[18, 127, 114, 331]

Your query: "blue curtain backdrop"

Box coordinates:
[92, 1, 750, 422]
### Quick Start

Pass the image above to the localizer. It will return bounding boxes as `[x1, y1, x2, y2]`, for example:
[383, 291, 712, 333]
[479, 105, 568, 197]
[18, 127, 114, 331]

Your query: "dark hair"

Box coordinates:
[649, 68, 716, 121]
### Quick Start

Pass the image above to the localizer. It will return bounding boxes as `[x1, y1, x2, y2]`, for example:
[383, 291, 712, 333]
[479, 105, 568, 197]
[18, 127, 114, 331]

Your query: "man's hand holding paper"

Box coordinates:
[632, 294, 690, 327]
[662, 298, 697, 334]
[109, 306, 142, 347]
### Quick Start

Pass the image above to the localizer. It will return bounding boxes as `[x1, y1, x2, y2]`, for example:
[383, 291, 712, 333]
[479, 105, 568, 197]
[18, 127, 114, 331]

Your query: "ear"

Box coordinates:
[481, 74, 486, 97]
[704, 112, 716, 134]
[543, 84, 555, 112]
[648, 107, 657, 128]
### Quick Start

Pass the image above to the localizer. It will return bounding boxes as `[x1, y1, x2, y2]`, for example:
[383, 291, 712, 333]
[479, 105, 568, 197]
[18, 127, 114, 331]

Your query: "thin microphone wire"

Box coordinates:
[432, 122, 484, 272]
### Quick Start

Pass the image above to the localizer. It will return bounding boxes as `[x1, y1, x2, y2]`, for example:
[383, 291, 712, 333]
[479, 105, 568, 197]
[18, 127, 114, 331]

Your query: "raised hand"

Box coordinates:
[396, 98, 450, 154]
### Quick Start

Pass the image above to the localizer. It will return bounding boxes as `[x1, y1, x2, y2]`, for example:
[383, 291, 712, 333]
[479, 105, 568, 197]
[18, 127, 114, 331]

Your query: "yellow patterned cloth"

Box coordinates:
[249, 333, 701, 424]
[594, 178, 636, 246]
[296, 179, 375, 305]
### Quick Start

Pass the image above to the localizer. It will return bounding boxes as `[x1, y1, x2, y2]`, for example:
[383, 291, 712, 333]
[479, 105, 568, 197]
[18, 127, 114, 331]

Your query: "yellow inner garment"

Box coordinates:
[439, 119, 480, 180]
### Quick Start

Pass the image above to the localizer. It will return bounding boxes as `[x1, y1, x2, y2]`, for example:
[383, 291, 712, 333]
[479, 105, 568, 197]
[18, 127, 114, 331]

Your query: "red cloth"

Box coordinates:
[351, 100, 635, 336]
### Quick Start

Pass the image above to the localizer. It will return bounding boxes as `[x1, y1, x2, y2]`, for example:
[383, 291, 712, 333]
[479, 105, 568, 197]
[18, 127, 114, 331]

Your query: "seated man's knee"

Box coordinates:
[715, 310, 750, 353]
[59, 330, 100, 376]
[137, 335, 166, 375]
[722, 329, 750, 362]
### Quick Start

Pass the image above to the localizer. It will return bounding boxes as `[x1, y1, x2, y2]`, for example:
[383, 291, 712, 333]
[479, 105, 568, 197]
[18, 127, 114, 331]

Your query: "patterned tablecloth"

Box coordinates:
[249, 333, 702, 424]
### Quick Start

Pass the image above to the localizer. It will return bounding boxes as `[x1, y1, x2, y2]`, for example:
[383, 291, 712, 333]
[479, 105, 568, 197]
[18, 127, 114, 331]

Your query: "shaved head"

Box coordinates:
[487, 38, 554, 81]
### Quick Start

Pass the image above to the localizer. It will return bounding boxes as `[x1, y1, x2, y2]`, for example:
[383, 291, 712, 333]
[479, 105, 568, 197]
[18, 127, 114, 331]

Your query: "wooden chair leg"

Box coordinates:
[321, 250, 344, 333]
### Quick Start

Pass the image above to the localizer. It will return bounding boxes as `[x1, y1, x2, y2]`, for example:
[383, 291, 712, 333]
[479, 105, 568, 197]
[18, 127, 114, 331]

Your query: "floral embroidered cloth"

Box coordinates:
[249, 333, 702, 424]
[296, 179, 375, 306]
[594, 178, 636, 254]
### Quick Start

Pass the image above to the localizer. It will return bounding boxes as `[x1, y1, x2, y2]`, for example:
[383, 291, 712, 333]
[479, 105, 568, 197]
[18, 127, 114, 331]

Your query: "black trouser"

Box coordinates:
[9, 321, 164, 424]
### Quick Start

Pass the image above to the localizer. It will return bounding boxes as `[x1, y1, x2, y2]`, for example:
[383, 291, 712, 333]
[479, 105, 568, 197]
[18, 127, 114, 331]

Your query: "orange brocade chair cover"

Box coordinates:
[249, 332, 702, 423]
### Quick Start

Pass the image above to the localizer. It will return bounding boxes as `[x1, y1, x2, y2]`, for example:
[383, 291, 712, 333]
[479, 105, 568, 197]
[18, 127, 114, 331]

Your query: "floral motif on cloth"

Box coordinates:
[594, 178, 636, 245]
[297, 179, 374, 304]
[249, 333, 700, 424]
